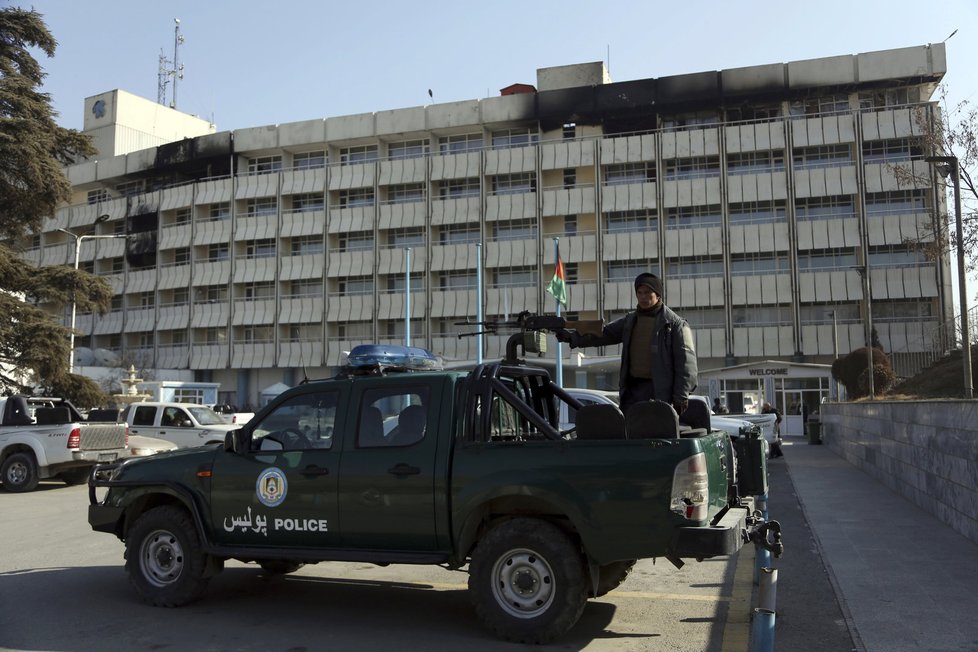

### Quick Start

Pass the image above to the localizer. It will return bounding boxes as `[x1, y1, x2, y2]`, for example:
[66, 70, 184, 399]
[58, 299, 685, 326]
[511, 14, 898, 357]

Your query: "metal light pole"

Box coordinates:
[852, 266, 875, 397]
[57, 228, 127, 374]
[829, 310, 840, 400]
[926, 155, 973, 399]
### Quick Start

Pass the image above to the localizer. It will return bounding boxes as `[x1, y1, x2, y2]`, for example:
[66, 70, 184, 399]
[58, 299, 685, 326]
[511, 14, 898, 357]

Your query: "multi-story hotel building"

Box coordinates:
[24, 44, 951, 418]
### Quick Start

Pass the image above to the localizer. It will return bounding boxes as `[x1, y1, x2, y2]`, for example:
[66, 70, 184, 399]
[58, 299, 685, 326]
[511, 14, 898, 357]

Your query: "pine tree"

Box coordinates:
[0, 8, 112, 406]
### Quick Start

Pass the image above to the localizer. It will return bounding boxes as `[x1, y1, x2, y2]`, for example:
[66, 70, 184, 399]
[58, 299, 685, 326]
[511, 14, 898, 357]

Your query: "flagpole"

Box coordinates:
[553, 237, 563, 389]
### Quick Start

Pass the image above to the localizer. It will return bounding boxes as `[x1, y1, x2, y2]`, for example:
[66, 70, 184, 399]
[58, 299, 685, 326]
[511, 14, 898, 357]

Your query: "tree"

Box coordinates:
[0, 8, 112, 407]
[831, 347, 896, 399]
[895, 87, 978, 290]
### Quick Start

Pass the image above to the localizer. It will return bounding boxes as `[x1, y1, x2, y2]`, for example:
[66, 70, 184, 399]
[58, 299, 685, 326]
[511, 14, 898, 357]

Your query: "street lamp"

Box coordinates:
[56, 227, 128, 374]
[925, 155, 974, 399]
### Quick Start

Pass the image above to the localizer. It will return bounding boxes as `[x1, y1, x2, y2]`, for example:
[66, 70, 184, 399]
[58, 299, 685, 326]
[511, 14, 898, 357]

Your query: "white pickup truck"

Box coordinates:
[0, 395, 128, 492]
[120, 402, 239, 448]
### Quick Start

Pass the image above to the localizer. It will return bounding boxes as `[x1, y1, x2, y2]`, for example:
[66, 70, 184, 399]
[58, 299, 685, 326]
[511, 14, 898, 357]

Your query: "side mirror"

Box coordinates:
[224, 429, 248, 453]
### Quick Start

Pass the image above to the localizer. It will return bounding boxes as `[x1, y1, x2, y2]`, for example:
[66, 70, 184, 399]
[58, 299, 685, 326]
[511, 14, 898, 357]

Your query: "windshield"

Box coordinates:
[187, 406, 225, 425]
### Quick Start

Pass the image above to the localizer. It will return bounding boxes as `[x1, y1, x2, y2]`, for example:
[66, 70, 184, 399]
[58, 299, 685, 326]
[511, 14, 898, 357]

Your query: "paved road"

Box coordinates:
[1, 481, 755, 651]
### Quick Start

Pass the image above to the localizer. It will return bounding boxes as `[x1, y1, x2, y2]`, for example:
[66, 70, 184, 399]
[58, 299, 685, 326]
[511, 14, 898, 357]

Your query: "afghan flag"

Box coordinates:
[546, 248, 567, 306]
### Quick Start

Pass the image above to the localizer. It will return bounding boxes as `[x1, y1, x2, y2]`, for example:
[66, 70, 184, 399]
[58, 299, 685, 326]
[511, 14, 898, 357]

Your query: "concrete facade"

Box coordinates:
[821, 401, 978, 546]
[24, 44, 953, 408]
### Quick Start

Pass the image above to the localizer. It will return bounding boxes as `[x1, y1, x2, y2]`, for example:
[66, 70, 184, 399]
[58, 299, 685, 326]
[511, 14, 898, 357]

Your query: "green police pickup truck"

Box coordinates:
[88, 313, 780, 644]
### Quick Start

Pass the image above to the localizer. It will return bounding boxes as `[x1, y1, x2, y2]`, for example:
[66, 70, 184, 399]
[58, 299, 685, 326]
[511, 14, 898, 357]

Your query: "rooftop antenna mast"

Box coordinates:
[156, 18, 184, 108]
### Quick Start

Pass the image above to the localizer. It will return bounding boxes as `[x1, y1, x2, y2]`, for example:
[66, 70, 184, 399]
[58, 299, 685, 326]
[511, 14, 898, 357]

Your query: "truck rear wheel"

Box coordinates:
[591, 560, 637, 597]
[125, 505, 212, 606]
[1, 453, 39, 493]
[468, 518, 587, 644]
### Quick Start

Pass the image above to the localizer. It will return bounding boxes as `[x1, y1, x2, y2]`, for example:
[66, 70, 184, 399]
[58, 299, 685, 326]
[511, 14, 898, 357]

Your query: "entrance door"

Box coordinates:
[337, 378, 441, 551]
[209, 388, 343, 548]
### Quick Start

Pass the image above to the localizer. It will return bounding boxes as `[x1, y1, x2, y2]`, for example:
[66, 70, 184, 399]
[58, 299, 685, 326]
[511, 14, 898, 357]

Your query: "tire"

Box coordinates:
[590, 560, 637, 597]
[468, 518, 588, 644]
[1, 453, 40, 493]
[258, 560, 304, 575]
[125, 505, 213, 607]
[59, 468, 91, 485]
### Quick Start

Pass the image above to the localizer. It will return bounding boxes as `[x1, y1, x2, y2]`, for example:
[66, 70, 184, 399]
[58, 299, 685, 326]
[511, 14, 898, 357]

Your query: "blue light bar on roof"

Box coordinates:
[346, 344, 443, 371]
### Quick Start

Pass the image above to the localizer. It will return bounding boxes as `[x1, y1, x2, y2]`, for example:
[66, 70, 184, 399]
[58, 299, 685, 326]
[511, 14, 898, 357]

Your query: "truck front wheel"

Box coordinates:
[469, 518, 587, 644]
[125, 505, 212, 607]
[1, 453, 39, 493]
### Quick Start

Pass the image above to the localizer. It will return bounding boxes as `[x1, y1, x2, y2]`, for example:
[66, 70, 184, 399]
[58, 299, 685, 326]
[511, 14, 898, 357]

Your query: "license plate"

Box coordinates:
[98, 453, 117, 462]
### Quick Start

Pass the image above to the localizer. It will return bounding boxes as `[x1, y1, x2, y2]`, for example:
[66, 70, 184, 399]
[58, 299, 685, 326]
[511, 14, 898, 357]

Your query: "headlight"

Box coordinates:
[92, 462, 125, 483]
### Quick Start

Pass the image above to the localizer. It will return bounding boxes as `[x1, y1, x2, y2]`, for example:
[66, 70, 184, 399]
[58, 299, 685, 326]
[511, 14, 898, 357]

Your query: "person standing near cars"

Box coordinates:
[557, 273, 697, 416]
[762, 401, 784, 458]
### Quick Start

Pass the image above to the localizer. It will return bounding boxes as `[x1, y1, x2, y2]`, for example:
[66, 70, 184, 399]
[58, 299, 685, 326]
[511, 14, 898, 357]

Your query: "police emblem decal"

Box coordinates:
[256, 467, 288, 507]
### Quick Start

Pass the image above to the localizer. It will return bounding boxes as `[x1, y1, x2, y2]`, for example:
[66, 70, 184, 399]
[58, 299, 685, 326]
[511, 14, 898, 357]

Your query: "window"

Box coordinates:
[606, 261, 658, 282]
[204, 242, 231, 263]
[727, 150, 785, 175]
[209, 203, 230, 220]
[239, 326, 274, 343]
[491, 173, 535, 195]
[440, 178, 480, 198]
[197, 327, 226, 344]
[386, 273, 426, 293]
[664, 156, 720, 180]
[728, 201, 786, 225]
[730, 254, 791, 276]
[388, 139, 429, 160]
[244, 239, 276, 259]
[339, 232, 374, 252]
[387, 183, 425, 204]
[439, 270, 477, 289]
[682, 307, 726, 328]
[604, 162, 655, 186]
[290, 193, 324, 213]
[562, 123, 576, 139]
[862, 138, 923, 164]
[492, 219, 536, 241]
[789, 94, 850, 116]
[796, 196, 855, 221]
[106, 257, 124, 274]
[287, 323, 322, 342]
[291, 235, 323, 256]
[340, 145, 378, 165]
[868, 247, 927, 268]
[173, 247, 191, 265]
[492, 266, 537, 288]
[248, 156, 282, 174]
[563, 169, 576, 189]
[864, 190, 926, 215]
[797, 250, 857, 271]
[334, 321, 372, 340]
[492, 128, 537, 149]
[666, 258, 724, 279]
[799, 303, 860, 325]
[242, 282, 275, 299]
[564, 215, 577, 236]
[726, 104, 783, 122]
[164, 328, 187, 345]
[357, 387, 430, 448]
[339, 276, 373, 295]
[196, 285, 228, 303]
[661, 110, 720, 129]
[338, 188, 374, 208]
[606, 210, 659, 233]
[132, 406, 157, 427]
[252, 390, 339, 451]
[732, 305, 791, 327]
[174, 208, 192, 224]
[386, 228, 425, 248]
[246, 197, 277, 216]
[439, 133, 483, 154]
[288, 279, 323, 298]
[666, 205, 722, 229]
[116, 179, 145, 196]
[293, 150, 326, 169]
[858, 87, 914, 110]
[438, 223, 480, 244]
[874, 300, 933, 322]
[792, 144, 852, 169]
[564, 263, 579, 283]
[87, 189, 110, 205]
[169, 288, 189, 306]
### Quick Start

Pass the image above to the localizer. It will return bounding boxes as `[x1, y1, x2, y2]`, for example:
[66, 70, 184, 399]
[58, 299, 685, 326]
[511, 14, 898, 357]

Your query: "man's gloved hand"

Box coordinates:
[672, 398, 688, 416]
[554, 329, 580, 348]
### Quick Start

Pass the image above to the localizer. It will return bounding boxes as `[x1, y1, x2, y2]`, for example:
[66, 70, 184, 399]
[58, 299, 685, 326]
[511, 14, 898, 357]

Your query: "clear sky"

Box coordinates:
[18, 0, 978, 133]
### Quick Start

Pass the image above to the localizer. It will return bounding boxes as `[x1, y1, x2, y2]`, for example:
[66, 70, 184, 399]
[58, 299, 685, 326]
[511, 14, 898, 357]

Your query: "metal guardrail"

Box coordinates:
[888, 304, 978, 379]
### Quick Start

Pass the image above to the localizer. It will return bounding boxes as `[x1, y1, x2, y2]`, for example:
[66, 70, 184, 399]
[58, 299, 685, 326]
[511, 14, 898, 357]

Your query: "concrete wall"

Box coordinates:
[821, 401, 978, 545]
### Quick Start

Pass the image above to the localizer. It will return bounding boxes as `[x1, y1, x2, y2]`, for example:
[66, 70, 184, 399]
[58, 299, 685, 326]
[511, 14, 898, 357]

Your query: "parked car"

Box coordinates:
[119, 402, 238, 448]
[211, 404, 256, 425]
[690, 396, 770, 459]
[559, 387, 620, 430]
[127, 435, 179, 458]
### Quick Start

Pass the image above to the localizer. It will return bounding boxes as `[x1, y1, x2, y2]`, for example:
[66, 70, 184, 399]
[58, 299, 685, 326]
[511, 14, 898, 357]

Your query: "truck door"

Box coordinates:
[337, 379, 441, 551]
[209, 388, 343, 548]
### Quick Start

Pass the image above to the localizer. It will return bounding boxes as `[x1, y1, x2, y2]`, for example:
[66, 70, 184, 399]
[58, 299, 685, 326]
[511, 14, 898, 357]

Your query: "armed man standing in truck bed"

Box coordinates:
[557, 273, 697, 416]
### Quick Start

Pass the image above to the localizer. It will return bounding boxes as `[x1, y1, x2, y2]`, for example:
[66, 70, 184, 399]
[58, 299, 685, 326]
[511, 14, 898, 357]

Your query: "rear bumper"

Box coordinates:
[71, 450, 123, 463]
[670, 505, 750, 558]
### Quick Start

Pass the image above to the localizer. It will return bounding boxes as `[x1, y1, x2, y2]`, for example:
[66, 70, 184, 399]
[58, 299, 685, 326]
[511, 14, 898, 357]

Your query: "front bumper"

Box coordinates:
[88, 504, 124, 534]
[670, 505, 751, 558]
